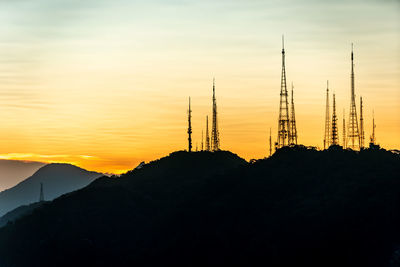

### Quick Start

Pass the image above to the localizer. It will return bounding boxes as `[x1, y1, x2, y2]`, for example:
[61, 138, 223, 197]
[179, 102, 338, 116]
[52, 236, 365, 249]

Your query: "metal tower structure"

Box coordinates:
[346, 44, 360, 150]
[359, 96, 365, 149]
[289, 82, 298, 145]
[369, 110, 376, 145]
[201, 130, 204, 151]
[269, 128, 272, 157]
[323, 81, 330, 149]
[39, 183, 44, 202]
[187, 97, 192, 152]
[205, 115, 210, 151]
[277, 36, 290, 148]
[343, 109, 346, 148]
[211, 78, 220, 151]
[331, 93, 339, 145]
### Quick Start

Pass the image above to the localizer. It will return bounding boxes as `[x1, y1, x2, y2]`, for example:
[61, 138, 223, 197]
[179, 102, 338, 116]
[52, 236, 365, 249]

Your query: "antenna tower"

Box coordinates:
[343, 109, 346, 148]
[205, 115, 210, 151]
[323, 81, 330, 149]
[277, 36, 291, 148]
[39, 183, 44, 202]
[289, 82, 298, 145]
[201, 130, 204, 151]
[359, 96, 365, 149]
[269, 128, 272, 157]
[211, 78, 220, 151]
[370, 110, 376, 145]
[331, 93, 338, 145]
[347, 44, 360, 150]
[187, 97, 192, 152]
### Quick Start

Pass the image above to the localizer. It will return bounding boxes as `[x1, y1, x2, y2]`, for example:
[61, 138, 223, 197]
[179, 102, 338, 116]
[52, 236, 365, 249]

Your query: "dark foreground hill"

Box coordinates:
[0, 201, 47, 227]
[0, 148, 399, 267]
[0, 163, 102, 217]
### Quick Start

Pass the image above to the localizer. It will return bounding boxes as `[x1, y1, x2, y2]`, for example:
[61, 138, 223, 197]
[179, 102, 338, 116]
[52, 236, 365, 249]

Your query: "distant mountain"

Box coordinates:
[0, 149, 399, 267]
[0, 201, 47, 227]
[0, 160, 45, 191]
[0, 163, 102, 217]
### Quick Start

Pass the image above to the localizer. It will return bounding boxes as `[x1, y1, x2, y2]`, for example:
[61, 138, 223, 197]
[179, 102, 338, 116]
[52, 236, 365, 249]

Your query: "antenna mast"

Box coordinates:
[369, 110, 376, 145]
[269, 128, 272, 157]
[331, 92, 338, 145]
[343, 109, 346, 148]
[211, 78, 220, 151]
[347, 44, 360, 150]
[359, 96, 365, 149]
[187, 97, 192, 152]
[39, 183, 44, 202]
[277, 35, 291, 148]
[323, 81, 331, 149]
[289, 82, 298, 145]
[205, 115, 210, 151]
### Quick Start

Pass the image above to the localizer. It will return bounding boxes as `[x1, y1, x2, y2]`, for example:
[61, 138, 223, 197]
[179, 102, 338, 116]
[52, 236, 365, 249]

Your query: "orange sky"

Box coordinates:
[0, 0, 399, 176]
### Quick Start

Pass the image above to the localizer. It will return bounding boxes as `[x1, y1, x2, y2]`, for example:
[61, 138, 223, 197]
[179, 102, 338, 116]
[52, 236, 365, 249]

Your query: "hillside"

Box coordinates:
[0, 163, 102, 217]
[0, 201, 47, 227]
[0, 148, 399, 267]
[0, 160, 45, 191]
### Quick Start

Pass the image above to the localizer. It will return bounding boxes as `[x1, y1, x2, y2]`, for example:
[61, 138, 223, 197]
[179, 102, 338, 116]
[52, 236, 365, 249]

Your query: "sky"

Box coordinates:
[0, 0, 399, 178]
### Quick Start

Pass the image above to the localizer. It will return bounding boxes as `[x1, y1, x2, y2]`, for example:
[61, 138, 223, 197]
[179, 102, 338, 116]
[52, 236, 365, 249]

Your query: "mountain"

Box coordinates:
[0, 201, 47, 227]
[0, 149, 399, 267]
[0, 159, 45, 191]
[0, 163, 102, 217]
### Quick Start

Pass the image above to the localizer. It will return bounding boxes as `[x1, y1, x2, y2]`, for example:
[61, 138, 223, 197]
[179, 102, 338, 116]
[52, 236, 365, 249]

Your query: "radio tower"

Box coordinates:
[187, 97, 192, 152]
[369, 110, 376, 145]
[211, 78, 220, 151]
[201, 130, 204, 151]
[331, 93, 339, 145]
[323, 81, 330, 149]
[343, 109, 346, 148]
[269, 128, 272, 157]
[289, 82, 298, 145]
[205, 115, 210, 151]
[277, 36, 290, 148]
[39, 183, 44, 202]
[347, 44, 360, 150]
[359, 96, 365, 149]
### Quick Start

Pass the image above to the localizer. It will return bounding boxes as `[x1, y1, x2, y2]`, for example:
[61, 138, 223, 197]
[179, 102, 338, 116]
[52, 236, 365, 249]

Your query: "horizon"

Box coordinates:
[0, 0, 399, 178]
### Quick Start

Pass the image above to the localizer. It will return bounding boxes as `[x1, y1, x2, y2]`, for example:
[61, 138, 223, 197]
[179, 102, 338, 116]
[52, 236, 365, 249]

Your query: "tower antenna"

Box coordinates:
[289, 82, 298, 145]
[359, 96, 365, 149]
[369, 110, 376, 145]
[201, 130, 204, 151]
[331, 92, 338, 145]
[343, 109, 346, 148]
[269, 127, 272, 157]
[205, 115, 210, 151]
[187, 97, 192, 152]
[323, 80, 331, 149]
[39, 183, 44, 202]
[347, 44, 360, 150]
[211, 78, 220, 151]
[277, 36, 291, 148]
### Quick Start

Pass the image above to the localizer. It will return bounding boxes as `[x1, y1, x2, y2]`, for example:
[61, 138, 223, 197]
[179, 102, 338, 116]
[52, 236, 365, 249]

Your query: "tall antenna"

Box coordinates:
[39, 183, 44, 202]
[201, 130, 204, 151]
[205, 115, 210, 151]
[369, 110, 376, 145]
[289, 82, 298, 145]
[269, 127, 272, 157]
[323, 80, 331, 149]
[187, 97, 192, 152]
[211, 78, 220, 151]
[277, 35, 291, 148]
[347, 44, 360, 150]
[359, 96, 365, 149]
[343, 109, 346, 148]
[331, 92, 338, 145]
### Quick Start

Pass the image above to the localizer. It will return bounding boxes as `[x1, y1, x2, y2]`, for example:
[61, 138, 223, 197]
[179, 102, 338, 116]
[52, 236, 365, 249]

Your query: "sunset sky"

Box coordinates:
[0, 0, 399, 179]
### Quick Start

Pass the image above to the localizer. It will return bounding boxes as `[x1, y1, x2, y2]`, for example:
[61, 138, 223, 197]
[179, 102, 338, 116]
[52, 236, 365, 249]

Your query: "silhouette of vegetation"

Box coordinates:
[0, 148, 398, 267]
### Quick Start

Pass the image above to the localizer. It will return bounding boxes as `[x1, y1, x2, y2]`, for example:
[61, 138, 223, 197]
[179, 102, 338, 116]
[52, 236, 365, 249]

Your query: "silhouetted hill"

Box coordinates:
[0, 201, 47, 227]
[0, 163, 102, 216]
[0, 149, 399, 267]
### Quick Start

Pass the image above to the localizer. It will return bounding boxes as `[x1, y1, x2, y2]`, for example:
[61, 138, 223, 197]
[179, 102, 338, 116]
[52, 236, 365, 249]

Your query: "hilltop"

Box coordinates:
[0, 148, 399, 267]
[0, 163, 102, 217]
